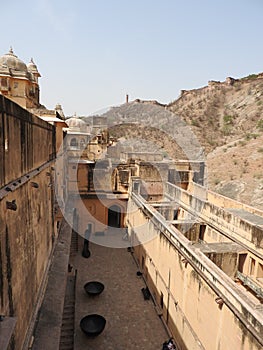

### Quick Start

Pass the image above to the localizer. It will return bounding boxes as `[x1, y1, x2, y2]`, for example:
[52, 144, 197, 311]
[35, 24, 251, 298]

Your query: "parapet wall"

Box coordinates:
[166, 182, 263, 256]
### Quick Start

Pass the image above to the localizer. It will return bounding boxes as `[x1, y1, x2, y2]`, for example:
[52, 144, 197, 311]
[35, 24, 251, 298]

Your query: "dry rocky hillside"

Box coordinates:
[98, 73, 263, 210]
[167, 74, 263, 210]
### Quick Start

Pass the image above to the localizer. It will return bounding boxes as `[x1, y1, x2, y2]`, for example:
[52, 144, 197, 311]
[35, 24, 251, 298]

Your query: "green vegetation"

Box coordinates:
[207, 138, 217, 147]
[253, 173, 262, 179]
[222, 125, 231, 136]
[241, 74, 258, 80]
[257, 119, 263, 131]
[214, 178, 221, 185]
[223, 114, 236, 125]
[245, 133, 259, 140]
[191, 119, 200, 127]
[239, 140, 247, 146]
[221, 114, 236, 135]
[223, 115, 234, 125]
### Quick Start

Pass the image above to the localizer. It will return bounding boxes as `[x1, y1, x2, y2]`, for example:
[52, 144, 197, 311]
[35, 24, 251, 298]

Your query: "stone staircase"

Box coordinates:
[59, 275, 76, 350]
[70, 230, 79, 256]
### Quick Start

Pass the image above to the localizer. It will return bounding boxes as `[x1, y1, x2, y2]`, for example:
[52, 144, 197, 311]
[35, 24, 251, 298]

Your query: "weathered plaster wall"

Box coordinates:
[0, 95, 55, 349]
[127, 194, 263, 350]
[71, 197, 127, 235]
[0, 171, 54, 349]
[0, 95, 55, 187]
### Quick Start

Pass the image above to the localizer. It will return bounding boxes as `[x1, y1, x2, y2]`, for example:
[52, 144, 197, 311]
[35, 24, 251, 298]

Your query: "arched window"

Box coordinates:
[70, 138, 78, 149]
[108, 205, 122, 228]
[80, 138, 86, 149]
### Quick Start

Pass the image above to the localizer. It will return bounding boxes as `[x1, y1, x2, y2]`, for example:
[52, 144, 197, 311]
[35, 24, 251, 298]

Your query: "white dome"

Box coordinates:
[66, 117, 87, 130]
[0, 48, 27, 73]
[0, 48, 40, 82]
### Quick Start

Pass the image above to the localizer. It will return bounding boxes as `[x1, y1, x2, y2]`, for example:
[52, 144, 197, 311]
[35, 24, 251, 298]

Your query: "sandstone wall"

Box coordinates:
[0, 95, 55, 187]
[127, 193, 263, 350]
[0, 96, 55, 349]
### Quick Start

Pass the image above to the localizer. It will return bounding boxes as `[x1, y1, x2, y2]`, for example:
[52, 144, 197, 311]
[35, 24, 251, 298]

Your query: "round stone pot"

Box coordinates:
[84, 281, 104, 296]
[80, 314, 106, 337]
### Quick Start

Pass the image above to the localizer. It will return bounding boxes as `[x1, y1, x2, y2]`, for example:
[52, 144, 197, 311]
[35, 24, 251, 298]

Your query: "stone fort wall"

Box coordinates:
[0, 96, 56, 349]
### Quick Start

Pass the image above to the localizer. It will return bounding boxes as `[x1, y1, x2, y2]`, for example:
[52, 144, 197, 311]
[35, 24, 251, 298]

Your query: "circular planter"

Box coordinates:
[84, 281, 104, 296]
[80, 314, 106, 337]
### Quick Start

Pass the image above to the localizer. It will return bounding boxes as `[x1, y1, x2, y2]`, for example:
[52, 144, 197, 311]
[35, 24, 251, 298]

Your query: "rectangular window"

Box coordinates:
[250, 257, 256, 276]
[199, 225, 206, 241]
[160, 292, 164, 309]
[133, 182, 139, 192]
[238, 254, 247, 273]
[1, 78, 7, 87]
[141, 256, 145, 271]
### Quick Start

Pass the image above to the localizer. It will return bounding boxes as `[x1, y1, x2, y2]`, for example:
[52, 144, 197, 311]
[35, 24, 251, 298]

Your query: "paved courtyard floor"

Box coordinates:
[70, 234, 168, 350]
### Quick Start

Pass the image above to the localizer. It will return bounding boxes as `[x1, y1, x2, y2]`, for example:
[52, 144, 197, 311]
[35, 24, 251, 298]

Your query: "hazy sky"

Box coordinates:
[1, 0, 263, 116]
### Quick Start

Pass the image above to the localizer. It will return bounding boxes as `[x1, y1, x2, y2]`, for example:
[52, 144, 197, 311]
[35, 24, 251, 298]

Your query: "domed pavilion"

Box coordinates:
[0, 47, 41, 108]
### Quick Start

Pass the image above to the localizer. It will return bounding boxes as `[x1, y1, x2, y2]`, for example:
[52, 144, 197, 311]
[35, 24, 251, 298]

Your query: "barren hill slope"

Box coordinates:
[167, 75, 263, 151]
[98, 74, 263, 210]
[167, 74, 263, 209]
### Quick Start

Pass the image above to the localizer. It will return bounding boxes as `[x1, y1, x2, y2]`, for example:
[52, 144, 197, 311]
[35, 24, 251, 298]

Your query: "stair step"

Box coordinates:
[60, 337, 74, 342]
[61, 327, 74, 333]
[60, 335, 74, 340]
[62, 322, 73, 326]
[60, 344, 74, 349]
[61, 327, 74, 332]
[62, 315, 74, 319]
[59, 276, 75, 350]
[63, 309, 74, 314]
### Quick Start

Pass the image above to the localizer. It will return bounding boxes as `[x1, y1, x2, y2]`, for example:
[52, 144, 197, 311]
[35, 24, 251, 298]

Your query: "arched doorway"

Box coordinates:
[108, 205, 121, 228]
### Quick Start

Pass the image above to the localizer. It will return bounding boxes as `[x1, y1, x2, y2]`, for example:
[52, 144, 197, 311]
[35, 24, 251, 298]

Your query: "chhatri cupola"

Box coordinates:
[0, 47, 41, 109]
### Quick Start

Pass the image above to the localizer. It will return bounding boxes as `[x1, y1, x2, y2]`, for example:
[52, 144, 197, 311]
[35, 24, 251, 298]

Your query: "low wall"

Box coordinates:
[165, 182, 263, 257]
